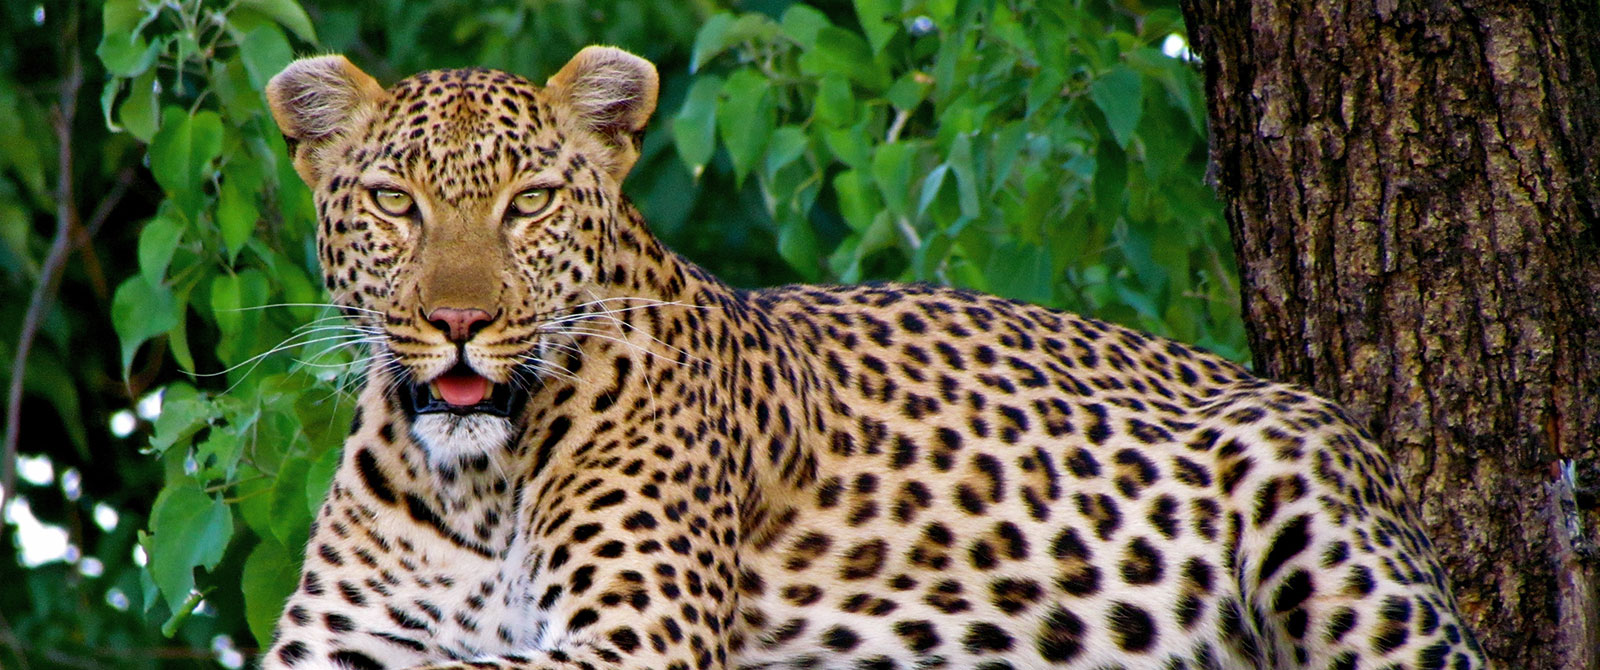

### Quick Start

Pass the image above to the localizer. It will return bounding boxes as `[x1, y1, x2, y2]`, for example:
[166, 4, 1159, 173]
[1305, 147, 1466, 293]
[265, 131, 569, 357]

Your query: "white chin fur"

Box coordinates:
[411, 413, 514, 466]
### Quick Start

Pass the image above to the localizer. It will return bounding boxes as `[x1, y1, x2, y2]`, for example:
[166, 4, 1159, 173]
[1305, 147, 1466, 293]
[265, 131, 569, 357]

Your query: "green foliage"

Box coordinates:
[0, 0, 1241, 665]
[682, 1, 1242, 355]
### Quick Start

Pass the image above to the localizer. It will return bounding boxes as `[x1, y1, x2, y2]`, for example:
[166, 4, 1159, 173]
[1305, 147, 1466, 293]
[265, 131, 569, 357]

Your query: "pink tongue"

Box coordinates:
[435, 371, 489, 406]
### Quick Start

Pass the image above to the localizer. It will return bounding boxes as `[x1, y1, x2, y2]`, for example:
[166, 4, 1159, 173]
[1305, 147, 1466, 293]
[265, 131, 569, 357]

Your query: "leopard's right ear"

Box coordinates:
[266, 55, 386, 185]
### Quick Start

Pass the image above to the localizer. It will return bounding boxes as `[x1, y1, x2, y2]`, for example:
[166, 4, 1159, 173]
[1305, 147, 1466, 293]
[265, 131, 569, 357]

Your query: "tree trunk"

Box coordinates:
[1176, 1, 1600, 667]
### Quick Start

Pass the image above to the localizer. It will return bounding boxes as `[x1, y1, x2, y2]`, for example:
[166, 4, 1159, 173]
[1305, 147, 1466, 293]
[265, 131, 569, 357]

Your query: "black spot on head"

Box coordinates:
[328, 650, 384, 670]
[1120, 536, 1165, 585]
[1344, 564, 1377, 597]
[609, 627, 641, 653]
[569, 608, 599, 630]
[325, 612, 356, 633]
[893, 619, 941, 653]
[1108, 602, 1157, 652]
[1065, 448, 1100, 478]
[962, 622, 1013, 653]
[823, 625, 862, 652]
[277, 641, 310, 666]
[1325, 607, 1358, 643]
[1259, 514, 1311, 582]
[1273, 569, 1314, 613]
[1037, 607, 1085, 663]
[854, 656, 896, 670]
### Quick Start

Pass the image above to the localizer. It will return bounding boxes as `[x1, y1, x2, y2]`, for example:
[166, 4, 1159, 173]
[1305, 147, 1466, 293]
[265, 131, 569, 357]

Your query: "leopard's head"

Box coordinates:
[266, 47, 658, 462]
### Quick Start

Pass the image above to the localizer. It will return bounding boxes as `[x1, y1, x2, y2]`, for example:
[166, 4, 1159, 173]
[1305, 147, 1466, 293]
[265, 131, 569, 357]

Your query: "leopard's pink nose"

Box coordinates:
[427, 307, 493, 343]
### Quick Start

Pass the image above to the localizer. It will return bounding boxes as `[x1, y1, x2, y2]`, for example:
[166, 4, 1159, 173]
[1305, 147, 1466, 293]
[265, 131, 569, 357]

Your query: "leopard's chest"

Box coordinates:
[360, 510, 552, 658]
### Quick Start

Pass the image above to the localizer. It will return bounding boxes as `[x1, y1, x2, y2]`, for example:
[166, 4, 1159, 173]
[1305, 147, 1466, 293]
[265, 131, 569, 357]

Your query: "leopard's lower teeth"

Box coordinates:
[483, 384, 494, 400]
[428, 383, 442, 399]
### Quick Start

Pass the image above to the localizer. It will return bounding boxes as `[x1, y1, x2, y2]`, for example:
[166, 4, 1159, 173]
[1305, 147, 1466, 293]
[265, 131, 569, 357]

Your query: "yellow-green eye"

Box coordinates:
[371, 188, 413, 216]
[510, 188, 554, 217]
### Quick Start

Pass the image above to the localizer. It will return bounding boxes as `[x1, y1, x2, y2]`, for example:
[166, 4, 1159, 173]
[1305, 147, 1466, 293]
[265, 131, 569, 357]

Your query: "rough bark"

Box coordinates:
[1177, 1, 1600, 667]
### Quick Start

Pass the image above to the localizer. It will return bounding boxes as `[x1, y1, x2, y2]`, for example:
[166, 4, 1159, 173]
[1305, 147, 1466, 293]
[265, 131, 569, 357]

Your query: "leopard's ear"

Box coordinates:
[266, 55, 386, 185]
[546, 46, 659, 180]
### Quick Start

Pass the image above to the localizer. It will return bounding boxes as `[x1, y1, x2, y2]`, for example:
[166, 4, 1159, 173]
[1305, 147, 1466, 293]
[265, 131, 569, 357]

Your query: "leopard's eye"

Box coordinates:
[510, 188, 554, 217]
[371, 188, 414, 216]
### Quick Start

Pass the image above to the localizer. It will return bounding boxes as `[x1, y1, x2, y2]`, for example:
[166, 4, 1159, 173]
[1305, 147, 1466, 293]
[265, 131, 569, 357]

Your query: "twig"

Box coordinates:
[79, 167, 135, 240]
[2, 48, 82, 513]
[886, 107, 910, 144]
[68, 167, 137, 300]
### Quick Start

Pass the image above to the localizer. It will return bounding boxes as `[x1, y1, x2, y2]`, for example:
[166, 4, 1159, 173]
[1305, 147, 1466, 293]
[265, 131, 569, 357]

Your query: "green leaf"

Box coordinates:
[112, 276, 179, 377]
[885, 74, 930, 112]
[239, 25, 295, 90]
[149, 396, 214, 453]
[717, 70, 773, 183]
[947, 134, 981, 218]
[799, 27, 890, 92]
[100, 77, 124, 134]
[210, 273, 244, 336]
[832, 169, 880, 233]
[148, 483, 233, 612]
[853, 0, 898, 54]
[194, 428, 243, 480]
[871, 141, 916, 217]
[917, 163, 950, 217]
[988, 122, 1028, 195]
[822, 123, 872, 170]
[306, 447, 341, 516]
[779, 4, 832, 49]
[96, 0, 161, 77]
[689, 13, 735, 72]
[119, 69, 161, 142]
[812, 76, 856, 128]
[137, 216, 183, 285]
[169, 282, 197, 373]
[763, 126, 809, 183]
[777, 215, 821, 282]
[986, 240, 1055, 304]
[241, 540, 300, 647]
[218, 162, 264, 263]
[1089, 65, 1144, 149]
[239, 0, 318, 43]
[211, 270, 271, 366]
[1094, 139, 1127, 225]
[671, 76, 722, 178]
[149, 108, 225, 221]
[269, 458, 311, 550]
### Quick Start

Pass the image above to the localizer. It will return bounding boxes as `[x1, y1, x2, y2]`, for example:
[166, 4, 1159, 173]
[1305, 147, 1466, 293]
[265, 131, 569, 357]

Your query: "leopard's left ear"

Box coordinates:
[547, 46, 659, 180]
[267, 55, 387, 186]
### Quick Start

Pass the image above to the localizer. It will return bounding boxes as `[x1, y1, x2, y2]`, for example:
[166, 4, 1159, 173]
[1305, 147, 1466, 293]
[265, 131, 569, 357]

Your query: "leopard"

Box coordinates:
[259, 45, 1490, 670]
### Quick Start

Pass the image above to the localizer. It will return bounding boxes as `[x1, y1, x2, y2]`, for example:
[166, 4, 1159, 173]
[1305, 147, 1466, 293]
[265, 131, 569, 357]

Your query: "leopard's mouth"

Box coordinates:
[402, 363, 526, 417]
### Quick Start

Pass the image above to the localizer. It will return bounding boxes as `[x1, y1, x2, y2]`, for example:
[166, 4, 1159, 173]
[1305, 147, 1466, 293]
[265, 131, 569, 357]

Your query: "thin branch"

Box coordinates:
[65, 167, 137, 301]
[886, 107, 910, 144]
[79, 166, 137, 239]
[2, 49, 82, 512]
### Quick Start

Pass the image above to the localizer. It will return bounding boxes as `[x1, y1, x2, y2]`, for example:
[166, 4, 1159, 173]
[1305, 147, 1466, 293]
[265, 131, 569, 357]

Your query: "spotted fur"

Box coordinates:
[260, 47, 1490, 670]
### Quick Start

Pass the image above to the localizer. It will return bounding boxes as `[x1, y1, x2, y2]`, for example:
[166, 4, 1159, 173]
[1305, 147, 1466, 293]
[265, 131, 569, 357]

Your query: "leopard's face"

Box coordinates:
[267, 48, 658, 462]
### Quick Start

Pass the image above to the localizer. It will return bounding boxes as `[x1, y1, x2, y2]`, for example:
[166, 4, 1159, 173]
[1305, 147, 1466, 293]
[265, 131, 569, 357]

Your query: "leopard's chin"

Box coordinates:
[409, 413, 516, 468]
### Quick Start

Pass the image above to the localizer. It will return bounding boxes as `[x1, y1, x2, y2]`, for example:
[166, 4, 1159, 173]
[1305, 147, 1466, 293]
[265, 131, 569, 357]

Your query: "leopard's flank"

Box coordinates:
[261, 47, 1489, 670]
